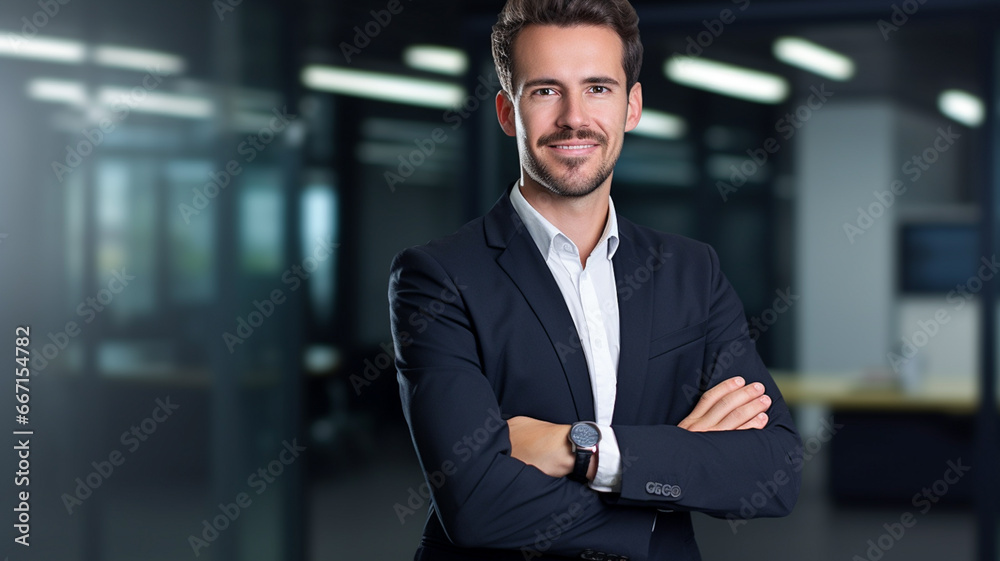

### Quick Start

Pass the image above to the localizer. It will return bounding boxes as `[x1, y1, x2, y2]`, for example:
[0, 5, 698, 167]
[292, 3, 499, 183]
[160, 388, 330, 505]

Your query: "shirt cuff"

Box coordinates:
[589, 424, 622, 493]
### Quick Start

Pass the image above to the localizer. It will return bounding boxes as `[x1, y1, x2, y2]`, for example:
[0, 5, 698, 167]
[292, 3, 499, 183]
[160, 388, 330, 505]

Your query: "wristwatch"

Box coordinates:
[568, 421, 601, 483]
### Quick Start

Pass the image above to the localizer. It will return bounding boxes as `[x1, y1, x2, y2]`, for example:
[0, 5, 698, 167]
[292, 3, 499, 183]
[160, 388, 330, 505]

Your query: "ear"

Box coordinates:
[496, 90, 517, 137]
[624, 81, 642, 133]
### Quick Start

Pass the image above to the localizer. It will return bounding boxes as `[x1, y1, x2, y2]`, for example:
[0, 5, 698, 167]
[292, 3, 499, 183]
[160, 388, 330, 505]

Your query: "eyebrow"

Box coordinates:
[521, 76, 621, 90]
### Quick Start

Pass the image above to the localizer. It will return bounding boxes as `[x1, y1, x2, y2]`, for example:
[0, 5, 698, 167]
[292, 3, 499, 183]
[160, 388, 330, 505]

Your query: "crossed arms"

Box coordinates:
[389, 243, 801, 559]
[507, 375, 775, 480]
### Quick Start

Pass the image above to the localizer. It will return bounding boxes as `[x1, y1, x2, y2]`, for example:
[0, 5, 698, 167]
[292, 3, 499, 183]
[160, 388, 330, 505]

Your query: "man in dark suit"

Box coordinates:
[388, 1, 801, 559]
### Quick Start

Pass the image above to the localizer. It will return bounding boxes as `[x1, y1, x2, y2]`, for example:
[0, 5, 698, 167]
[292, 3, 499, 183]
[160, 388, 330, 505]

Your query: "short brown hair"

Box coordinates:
[491, 0, 643, 96]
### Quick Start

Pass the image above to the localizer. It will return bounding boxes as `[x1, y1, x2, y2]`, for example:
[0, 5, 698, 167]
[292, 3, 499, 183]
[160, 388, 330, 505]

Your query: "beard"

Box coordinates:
[521, 128, 620, 198]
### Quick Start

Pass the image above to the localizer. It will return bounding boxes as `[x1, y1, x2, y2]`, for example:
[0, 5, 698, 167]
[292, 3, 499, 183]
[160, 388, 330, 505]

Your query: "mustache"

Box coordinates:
[537, 130, 606, 148]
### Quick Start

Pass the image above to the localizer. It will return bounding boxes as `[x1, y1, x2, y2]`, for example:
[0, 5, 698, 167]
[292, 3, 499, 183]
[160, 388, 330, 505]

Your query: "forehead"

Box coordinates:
[511, 24, 625, 86]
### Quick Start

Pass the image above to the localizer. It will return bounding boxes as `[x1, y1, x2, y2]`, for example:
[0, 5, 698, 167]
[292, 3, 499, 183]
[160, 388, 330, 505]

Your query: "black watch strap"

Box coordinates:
[570, 448, 592, 482]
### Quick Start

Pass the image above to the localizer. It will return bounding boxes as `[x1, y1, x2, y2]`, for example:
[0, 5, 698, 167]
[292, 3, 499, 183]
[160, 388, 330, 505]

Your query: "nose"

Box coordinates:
[555, 92, 590, 130]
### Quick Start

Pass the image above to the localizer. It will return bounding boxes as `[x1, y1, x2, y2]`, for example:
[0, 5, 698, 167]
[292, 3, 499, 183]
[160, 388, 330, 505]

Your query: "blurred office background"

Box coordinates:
[0, 0, 998, 559]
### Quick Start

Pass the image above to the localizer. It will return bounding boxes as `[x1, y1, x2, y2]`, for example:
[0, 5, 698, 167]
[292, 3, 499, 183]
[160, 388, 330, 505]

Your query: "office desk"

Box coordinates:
[768, 370, 980, 504]
[770, 370, 979, 414]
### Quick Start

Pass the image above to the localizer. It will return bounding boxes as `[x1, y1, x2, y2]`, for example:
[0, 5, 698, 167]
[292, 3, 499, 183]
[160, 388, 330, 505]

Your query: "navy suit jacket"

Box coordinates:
[388, 183, 801, 561]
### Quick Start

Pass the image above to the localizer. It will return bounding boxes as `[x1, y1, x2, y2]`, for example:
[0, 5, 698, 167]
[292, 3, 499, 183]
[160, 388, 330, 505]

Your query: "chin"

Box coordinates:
[540, 178, 604, 198]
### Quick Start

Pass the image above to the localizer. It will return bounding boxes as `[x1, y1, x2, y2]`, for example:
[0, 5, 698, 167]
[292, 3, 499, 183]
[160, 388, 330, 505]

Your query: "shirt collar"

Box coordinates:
[509, 182, 620, 261]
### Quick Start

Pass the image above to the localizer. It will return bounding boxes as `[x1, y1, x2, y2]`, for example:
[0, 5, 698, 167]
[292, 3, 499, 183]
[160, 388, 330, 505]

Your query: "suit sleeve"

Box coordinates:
[389, 246, 657, 559]
[610, 244, 802, 519]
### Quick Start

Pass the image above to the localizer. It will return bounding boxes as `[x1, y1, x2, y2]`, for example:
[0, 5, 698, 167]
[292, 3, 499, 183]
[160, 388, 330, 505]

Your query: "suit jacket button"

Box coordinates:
[670, 485, 682, 498]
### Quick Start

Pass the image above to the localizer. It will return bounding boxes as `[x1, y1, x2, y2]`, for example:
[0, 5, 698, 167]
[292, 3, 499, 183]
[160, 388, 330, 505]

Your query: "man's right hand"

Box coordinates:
[678, 376, 770, 432]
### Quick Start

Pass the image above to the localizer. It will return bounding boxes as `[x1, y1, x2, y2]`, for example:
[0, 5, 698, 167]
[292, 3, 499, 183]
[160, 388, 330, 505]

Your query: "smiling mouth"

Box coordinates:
[551, 144, 598, 150]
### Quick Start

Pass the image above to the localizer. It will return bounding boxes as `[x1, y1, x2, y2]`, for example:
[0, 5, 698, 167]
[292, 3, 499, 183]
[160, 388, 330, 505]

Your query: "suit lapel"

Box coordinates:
[486, 184, 595, 421]
[611, 223, 656, 425]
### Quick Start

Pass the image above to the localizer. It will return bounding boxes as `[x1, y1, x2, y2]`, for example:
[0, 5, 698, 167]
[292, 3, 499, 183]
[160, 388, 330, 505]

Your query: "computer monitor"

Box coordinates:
[898, 223, 979, 294]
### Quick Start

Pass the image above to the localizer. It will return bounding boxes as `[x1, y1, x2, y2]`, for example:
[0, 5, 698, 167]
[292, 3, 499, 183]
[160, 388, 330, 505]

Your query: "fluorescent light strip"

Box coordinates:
[665, 56, 788, 104]
[27, 78, 87, 105]
[94, 45, 185, 74]
[302, 65, 464, 109]
[938, 89, 984, 127]
[98, 88, 214, 119]
[26, 77, 213, 121]
[0, 32, 85, 63]
[773, 37, 854, 81]
[0, 33, 186, 75]
[403, 45, 468, 76]
[629, 109, 686, 140]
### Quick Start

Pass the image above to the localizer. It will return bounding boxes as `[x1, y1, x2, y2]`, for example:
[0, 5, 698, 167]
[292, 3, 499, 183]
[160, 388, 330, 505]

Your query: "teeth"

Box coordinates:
[554, 145, 595, 150]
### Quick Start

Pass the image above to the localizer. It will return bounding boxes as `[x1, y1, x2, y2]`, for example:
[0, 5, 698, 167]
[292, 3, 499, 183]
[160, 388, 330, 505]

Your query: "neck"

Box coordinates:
[518, 174, 611, 264]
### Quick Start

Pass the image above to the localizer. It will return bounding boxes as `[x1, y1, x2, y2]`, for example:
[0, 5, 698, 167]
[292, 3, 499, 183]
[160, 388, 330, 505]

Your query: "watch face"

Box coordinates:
[570, 422, 600, 448]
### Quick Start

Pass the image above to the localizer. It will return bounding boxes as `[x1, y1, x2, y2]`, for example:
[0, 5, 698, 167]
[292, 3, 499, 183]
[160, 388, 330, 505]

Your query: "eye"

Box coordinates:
[590, 85, 610, 94]
[534, 87, 556, 96]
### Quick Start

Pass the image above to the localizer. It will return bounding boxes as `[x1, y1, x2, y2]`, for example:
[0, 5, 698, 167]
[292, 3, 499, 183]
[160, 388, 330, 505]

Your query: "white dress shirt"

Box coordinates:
[509, 184, 624, 492]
